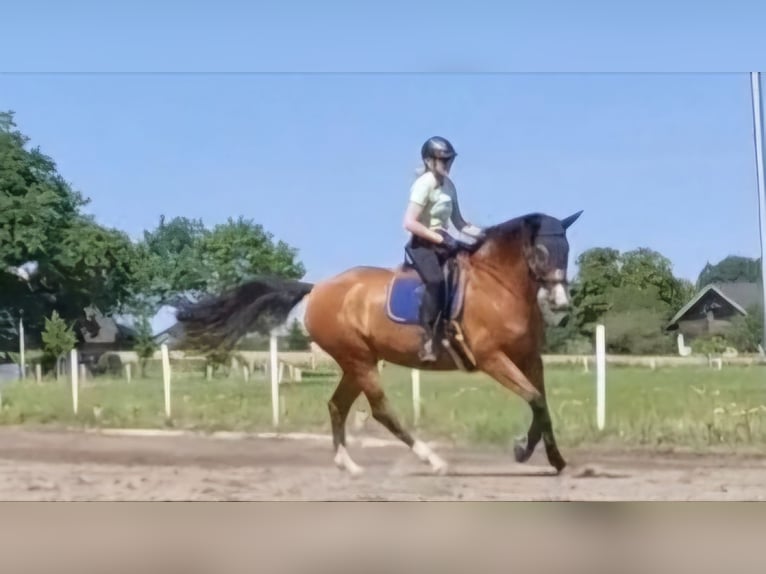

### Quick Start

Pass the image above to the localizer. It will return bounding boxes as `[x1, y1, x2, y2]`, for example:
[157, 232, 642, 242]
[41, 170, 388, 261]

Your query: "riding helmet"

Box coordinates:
[421, 136, 457, 161]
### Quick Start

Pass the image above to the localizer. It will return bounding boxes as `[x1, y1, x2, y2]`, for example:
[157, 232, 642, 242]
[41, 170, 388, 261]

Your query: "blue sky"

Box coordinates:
[2, 2, 765, 284]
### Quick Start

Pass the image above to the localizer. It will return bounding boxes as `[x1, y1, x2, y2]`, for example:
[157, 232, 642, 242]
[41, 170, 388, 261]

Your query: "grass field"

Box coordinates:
[0, 364, 765, 451]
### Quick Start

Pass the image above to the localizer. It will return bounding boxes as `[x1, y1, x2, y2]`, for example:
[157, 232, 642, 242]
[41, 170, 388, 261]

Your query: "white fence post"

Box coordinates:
[19, 317, 25, 380]
[411, 369, 421, 425]
[595, 324, 606, 431]
[70, 348, 78, 415]
[161, 344, 171, 418]
[270, 333, 279, 427]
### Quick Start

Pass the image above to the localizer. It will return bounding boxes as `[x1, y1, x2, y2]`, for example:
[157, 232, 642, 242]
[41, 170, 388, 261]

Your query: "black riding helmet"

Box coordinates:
[421, 136, 457, 162]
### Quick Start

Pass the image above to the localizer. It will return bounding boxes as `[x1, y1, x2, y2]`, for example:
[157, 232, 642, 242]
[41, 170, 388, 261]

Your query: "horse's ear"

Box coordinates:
[561, 210, 583, 230]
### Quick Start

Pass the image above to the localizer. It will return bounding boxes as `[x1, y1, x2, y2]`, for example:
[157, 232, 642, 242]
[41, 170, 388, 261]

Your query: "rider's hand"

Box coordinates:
[437, 231, 460, 252]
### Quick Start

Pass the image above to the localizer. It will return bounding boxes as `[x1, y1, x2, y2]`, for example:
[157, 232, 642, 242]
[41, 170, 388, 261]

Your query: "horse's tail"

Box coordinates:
[174, 276, 314, 352]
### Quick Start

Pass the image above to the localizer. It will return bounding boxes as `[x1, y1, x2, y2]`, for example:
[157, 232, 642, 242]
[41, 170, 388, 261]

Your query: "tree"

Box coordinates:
[570, 247, 622, 336]
[1, 110, 139, 348]
[725, 304, 764, 353]
[565, 245, 693, 354]
[197, 216, 305, 292]
[595, 282, 677, 355]
[40, 310, 76, 378]
[131, 215, 306, 310]
[132, 215, 210, 305]
[697, 255, 762, 288]
[285, 319, 311, 351]
[132, 313, 158, 377]
[617, 248, 695, 314]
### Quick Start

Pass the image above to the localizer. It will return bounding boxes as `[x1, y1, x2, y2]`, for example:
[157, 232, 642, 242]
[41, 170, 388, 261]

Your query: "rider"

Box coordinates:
[402, 136, 484, 362]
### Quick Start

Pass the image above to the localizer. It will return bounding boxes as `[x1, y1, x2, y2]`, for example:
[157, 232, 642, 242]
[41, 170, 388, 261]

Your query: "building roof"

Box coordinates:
[666, 281, 763, 330]
[716, 282, 763, 311]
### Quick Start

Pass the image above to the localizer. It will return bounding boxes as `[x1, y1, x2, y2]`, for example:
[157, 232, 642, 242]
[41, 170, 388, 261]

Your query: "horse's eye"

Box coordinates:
[534, 245, 549, 265]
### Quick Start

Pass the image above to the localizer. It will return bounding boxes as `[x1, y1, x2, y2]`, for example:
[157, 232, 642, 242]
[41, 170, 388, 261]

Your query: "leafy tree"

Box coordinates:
[1, 111, 139, 348]
[285, 319, 311, 351]
[560, 245, 695, 355]
[197, 216, 305, 292]
[725, 304, 764, 353]
[40, 310, 76, 378]
[132, 215, 210, 305]
[132, 215, 306, 309]
[542, 319, 592, 354]
[697, 256, 762, 288]
[46, 216, 139, 320]
[0, 112, 85, 267]
[132, 313, 158, 377]
[619, 248, 695, 312]
[570, 247, 622, 336]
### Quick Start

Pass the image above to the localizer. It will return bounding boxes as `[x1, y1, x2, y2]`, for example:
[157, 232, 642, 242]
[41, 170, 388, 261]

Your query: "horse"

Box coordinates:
[174, 210, 583, 476]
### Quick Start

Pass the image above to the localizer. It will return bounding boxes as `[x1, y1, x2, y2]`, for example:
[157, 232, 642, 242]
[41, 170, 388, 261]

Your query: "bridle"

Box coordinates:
[523, 231, 569, 292]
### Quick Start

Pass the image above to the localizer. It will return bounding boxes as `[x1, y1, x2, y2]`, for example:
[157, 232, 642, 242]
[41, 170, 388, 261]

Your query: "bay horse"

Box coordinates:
[175, 210, 583, 476]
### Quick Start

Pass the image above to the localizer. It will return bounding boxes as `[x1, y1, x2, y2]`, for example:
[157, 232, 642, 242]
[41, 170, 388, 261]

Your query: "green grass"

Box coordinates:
[1, 364, 765, 451]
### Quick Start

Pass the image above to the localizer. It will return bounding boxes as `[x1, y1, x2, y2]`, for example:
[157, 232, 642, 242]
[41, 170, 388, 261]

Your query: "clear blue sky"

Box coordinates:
[2, 2, 765, 284]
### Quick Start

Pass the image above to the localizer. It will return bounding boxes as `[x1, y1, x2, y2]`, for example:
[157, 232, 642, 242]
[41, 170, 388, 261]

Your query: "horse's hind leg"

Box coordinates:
[329, 373, 363, 476]
[356, 365, 448, 475]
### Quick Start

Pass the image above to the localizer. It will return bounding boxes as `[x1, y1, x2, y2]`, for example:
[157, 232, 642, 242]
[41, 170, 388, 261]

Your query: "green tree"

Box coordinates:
[619, 248, 694, 313]
[1, 110, 139, 348]
[285, 319, 311, 351]
[40, 310, 77, 378]
[131, 215, 306, 310]
[564, 246, 693, 354]
[570, 247, 622, 336]
[197, 216, 305, 292]
[697, 255, 762, 287]
[132, 313, 158, 377]
[598, 283, 676, 355]
[132, 215, 210, 304]
[725, 304, 764, 353]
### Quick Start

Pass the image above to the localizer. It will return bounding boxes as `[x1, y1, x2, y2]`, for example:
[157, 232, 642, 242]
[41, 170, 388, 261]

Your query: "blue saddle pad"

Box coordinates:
[386, 274, 424, 325]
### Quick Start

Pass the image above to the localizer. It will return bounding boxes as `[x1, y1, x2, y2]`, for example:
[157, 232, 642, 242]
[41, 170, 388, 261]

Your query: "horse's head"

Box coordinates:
[476, 210, 583, 317]
[521, 211, 582, 313]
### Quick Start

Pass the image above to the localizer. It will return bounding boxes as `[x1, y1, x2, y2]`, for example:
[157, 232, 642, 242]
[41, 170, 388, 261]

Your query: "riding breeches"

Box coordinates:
[404, 236, 447, 329]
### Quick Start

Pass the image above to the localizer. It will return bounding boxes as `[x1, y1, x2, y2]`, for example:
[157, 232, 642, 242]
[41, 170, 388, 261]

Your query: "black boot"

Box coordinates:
[418, 283, 441, 362]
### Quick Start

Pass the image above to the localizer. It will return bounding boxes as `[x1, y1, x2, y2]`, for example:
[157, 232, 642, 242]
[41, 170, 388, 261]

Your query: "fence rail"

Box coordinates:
[3, 325, 765, 434]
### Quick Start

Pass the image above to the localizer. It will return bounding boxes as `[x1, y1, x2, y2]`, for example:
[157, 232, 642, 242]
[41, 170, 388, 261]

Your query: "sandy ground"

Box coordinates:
[0, 426, 764, 500]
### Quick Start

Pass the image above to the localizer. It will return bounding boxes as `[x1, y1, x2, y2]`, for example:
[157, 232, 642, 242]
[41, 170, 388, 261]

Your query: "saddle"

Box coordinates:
[385, 251, 477, 371]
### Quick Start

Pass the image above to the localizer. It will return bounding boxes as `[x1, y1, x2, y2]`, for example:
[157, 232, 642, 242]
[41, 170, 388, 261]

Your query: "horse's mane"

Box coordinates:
[482, 212, 560, 243]
[483, 213, 537, 241]
[465, 213, 565, 257]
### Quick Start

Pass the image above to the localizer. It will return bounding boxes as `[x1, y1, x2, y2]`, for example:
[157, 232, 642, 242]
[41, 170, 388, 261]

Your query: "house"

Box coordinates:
[75, 307, 140, 365]
[75, 304, 186, 362]
[665, 282, 763, 339]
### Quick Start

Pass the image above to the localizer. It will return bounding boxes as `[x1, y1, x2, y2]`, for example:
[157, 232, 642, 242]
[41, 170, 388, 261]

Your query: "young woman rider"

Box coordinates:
[402, 136, 484, 362]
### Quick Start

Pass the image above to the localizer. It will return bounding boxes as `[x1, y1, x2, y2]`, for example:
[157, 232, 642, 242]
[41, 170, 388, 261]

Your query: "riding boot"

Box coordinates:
[418, 283, 441, 362]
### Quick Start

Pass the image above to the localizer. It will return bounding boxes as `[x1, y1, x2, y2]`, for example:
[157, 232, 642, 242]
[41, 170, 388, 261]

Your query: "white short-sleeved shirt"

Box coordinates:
[408, 171, 458, 231]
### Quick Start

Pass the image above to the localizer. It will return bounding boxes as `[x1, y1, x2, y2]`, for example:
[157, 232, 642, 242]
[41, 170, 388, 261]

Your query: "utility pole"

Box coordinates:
[749, 72, 766, 351]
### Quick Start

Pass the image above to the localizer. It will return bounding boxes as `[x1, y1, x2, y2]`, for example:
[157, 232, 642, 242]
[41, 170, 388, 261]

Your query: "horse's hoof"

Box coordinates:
[513, 436, 529, 463]
[413, 440, 449, 475]
[431, 458, 449, 476]
[347, 465, 365, 478]
[334, 446, 364, 477]
[335, 460, 365, 478]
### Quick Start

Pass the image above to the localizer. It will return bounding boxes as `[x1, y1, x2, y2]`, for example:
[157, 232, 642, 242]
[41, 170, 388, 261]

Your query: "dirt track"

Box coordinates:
[0, 427, 764, 500]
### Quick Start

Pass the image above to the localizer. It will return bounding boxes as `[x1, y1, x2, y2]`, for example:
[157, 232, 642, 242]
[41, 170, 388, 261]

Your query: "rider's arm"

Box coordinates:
[449, 189, 483, 238]
[404, 177, 445, 244]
